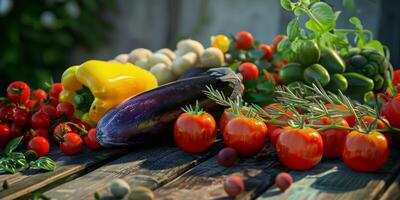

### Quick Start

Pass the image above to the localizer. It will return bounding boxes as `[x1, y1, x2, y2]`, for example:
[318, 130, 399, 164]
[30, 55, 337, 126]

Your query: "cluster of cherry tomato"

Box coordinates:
[0, 81, 101, 158]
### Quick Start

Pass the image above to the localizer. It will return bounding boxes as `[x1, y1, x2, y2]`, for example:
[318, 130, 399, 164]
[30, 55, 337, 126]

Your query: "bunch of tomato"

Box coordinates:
[0, 81, 101, 157]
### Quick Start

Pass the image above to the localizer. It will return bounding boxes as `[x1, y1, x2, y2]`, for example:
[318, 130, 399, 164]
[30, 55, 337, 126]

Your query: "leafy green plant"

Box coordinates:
[0, 0, 115, 90]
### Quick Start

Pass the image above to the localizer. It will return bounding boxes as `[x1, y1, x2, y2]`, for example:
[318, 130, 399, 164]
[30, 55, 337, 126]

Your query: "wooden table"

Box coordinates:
[1, 140, 400, 200]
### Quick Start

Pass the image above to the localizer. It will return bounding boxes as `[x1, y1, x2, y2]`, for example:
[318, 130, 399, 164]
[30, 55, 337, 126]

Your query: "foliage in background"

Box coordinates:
[0, 0, 114, 90]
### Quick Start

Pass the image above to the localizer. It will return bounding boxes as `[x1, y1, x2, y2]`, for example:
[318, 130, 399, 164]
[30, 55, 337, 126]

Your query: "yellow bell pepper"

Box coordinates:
[59, 60, 158, 125]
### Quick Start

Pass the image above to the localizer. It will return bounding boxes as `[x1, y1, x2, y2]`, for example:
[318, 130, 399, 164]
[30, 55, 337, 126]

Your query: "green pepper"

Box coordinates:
[325, 74, 348, 93]
[298, 40, 320, 67]
[343, 73, 374, 94]
[303, 64, 330, 87]
[319, 48, 345, 73]
[279, 63, 304, 84]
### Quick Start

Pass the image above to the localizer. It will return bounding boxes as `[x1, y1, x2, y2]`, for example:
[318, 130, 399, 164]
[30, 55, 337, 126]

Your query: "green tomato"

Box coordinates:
[325, 74, 348, 93]
[343, 73, 374, 94]
[303, 64, 330, 87]
[298, 40, 320, 67]
[279, 63, 304, 84]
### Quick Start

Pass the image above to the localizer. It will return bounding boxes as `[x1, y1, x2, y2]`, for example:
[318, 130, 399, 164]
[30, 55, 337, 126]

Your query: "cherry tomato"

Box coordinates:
[53, 123, 73, 142]
[84, 128, 102, 150]
[211, 34, 230, 53]
[48, 83, 64, 99]
[259, 44, 273, 61]
[239, 62, 259, 80]
[276, 127, 323, 170]
[60, 132, 83, 155]
[31, 111, 50, 129]
[7, 81, 31, 104]
[10, 124, 24, 139]
[343, 131, 388, 172]
[35, 129, 49, 139]
[324, 104, 356, 127]
[40, 96, 59, 107]
[360, 116, 387, 129]
[235, 31, 254, 50]
[40, 105, 58, 119]
[313, 117, 350, 159]
[0, 104, 16, 122]
[272, 34, 286, 52]
[269, 127, 283, 148]
[31, 89, 47, 102]
[27, 136, 50, 157]
[223, 117, 267, 156]
[13, 107, 30, 126]
[0, 124, 11, 148]
[56, 102, 75, 116]
[68, 117, 91, 131]
[174, 112, 216, 153]
[25, 100, 38, 110]
[275, 60, 288, 69]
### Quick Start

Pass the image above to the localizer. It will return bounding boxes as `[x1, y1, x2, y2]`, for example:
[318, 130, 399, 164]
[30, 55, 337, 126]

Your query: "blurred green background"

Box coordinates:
[0, 0, 398, 92]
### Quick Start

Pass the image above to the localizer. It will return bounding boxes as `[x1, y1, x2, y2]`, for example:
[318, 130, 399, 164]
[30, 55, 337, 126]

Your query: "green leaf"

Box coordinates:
[280, 0, 293, 11]
[30, 156, 56, 171]
[287, 18, 300, 41]
[257, 82, 275, 93]
[343, 0, 356, 12]
[243, 79, 258, 90]
[277, 38, 291, 52]
[228, 61, 241, 72]
[248, 50, 266, 60]
[349, 17, 363, 30]
[365, 40, 385, 55]
[305, 2, 336, 33]
[4, 136, 23, 156]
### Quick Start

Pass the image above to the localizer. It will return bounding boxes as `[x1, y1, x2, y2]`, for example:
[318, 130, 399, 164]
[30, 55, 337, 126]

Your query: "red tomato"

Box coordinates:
[262, 103, 293, 134]
[390, 95, 400, 115]
[276, 127, 323, 170]
[217, 147, 237, 167]
[272, 34, 286, 51]
[25, 100, 38, 110]
[343, 131, 388, 172]
[235, 31, 254, 50]
[269, 127, 283, 148]
[223, 117, 267, 156]
[35, 129, 49, 139]
[27, 136, 50, 157]
[68, 117, 91, 131]
[219, 108, 249, 133]
[13, 107, 30, 126]
[359, 116, 387, 129]
[271, 73, 282, 84]
[239, 62, 259, 80]
[31, 89, 47, 102]
[40, 96, 59, 107]
[10, 124, 24, 139]
[31, 112, 50, 129]
[40, 105, 58, 119]
[0, 104, 16, 122]
[0, 124, 11, 148]
[174, 112, 216, 153]
[259, 44, 273, 61]
[56, 102, 75, 116]
[313, 117, 350, 158]
[275, 172, 293, 192]
[224, 175, 244, 197]
[84, 128, 102, 150]
[60, 132, 83, 155]
[48, 83, 64, 99]
[7, 81, 31, 104]
[53, 123, 73, 142]
[324, 104, 356, 127]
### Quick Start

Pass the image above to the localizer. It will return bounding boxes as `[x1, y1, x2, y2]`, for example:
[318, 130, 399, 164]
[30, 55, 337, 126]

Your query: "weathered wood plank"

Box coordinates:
[154, 147, 286, 200]
[380, 173, 400, 200]
[257, 149, 400, 200]
[43, 142, 223, 200]
[0, 147, 129, 200]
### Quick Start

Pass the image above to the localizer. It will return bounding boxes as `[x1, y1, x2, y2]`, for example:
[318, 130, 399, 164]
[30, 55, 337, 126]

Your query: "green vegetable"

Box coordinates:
[298, 40, 320, 67]
[343, 73, 374, 94]
[372, 74, 384, 90]
[279, 63, 304, 84]
[303, 64, 330, 87]
[319, 48, 345, 73]
[325, 74, 348, 93]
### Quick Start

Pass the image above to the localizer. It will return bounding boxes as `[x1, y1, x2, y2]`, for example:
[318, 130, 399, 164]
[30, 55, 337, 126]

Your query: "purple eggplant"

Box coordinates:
[96, 68, 243, 147]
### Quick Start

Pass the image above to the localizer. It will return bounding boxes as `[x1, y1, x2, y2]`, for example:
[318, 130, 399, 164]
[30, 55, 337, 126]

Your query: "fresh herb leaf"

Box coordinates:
[287, 18, 300, 41]
[280, 0, 293, 11]
[30, 156, 56, 171]
[349, 17, 363, 30]
[4, 136, 23, 156]
[305, 2, 336, 33]
[365, 40, 384, 55]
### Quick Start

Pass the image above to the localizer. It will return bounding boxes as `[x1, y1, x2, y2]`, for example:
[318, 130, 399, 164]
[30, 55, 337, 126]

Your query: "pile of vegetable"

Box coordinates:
[1, 0, 400, 199]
